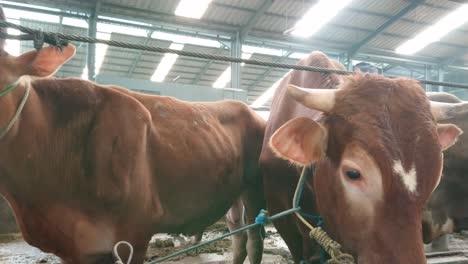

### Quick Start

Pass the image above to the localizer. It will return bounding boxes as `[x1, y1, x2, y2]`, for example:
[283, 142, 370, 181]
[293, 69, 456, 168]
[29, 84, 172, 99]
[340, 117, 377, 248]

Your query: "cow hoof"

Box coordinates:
[431, 234, 450, 252]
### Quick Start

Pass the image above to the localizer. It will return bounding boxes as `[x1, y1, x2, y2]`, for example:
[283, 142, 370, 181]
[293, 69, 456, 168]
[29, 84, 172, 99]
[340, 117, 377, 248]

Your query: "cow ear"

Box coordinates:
[437, 123, 463, 151]
[270, 117, 327, 166]
[16, 45, 76, 77]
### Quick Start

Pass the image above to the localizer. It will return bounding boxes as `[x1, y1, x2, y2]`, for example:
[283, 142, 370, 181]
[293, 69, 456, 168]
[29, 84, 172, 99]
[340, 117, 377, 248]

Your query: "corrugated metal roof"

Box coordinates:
[4, 0, 468, 105]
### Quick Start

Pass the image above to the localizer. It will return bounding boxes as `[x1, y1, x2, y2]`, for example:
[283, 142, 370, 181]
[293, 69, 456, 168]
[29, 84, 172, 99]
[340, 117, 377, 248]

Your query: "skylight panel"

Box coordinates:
[396, 4, 468, 55]
[174, 0, 213, 19]
[290, 0, 353, 38]
[212, 53, 252, 88]
[288, 52, 309, 60]
[62, 17, 88, 28]
[151, 43, 184, 82]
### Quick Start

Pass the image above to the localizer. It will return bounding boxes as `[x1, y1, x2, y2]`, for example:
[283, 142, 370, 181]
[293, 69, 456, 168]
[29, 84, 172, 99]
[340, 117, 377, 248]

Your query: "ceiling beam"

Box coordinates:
[127, 31, 154, 77]
[239, 0, 273, 41]
[192, 46, 228, 85]
[247, 50, 293, 90]
[348, 0, 422, 57]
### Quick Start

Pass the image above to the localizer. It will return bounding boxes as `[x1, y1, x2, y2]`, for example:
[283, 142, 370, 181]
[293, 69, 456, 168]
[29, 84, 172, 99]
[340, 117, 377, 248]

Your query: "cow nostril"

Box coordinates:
[346, 170, 361, 180]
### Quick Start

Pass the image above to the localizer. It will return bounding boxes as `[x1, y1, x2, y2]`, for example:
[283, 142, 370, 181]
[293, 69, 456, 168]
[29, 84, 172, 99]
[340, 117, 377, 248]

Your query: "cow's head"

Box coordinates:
[270, 74, 465, 263]
[0, 6, 75, 87]
[422, 92, 468, 244]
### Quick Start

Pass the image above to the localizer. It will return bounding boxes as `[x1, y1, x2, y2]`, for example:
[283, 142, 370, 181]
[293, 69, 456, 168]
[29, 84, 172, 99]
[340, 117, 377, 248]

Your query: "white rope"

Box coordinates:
[0, 85, 30, 140]
[113, 241, 134, 264]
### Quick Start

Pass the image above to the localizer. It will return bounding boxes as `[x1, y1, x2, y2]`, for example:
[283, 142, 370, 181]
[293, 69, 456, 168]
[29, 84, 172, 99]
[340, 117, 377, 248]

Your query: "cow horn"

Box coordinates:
[287, 84, 337, 112]
[430, 101, 468, 121]
[0, 5, 5, 50]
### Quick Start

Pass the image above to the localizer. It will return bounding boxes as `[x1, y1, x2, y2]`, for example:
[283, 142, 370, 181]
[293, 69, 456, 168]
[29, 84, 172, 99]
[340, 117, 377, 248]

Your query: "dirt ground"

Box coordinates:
[0, 221, 467, 264]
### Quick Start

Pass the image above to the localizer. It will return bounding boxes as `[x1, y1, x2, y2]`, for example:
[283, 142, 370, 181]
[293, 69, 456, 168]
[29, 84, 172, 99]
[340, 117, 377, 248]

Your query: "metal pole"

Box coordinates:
[87, 0, 100, 81]
[424, 64, 429, 91]
[230, 32, 241, 89]
[438, 65, 444, 92]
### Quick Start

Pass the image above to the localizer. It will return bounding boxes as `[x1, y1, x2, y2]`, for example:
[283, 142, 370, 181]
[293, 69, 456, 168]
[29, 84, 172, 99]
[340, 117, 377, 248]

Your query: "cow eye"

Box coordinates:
[346, 170, 361, 180]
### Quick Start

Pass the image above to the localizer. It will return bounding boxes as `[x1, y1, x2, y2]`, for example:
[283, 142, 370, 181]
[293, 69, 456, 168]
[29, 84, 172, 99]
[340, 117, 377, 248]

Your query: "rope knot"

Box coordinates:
[33, 30, 44, 51]
[254, 209, 270, 225]
[326, 253, 355, 264]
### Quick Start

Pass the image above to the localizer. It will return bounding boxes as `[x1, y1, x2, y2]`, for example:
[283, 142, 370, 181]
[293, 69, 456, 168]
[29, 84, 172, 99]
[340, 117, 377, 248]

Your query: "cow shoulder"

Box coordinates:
[90, 86, 158, 211]
[214, 100, 265, 131]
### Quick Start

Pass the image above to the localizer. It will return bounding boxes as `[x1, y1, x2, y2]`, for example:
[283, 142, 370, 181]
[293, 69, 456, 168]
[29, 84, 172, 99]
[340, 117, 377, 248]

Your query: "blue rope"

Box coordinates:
[295, 165, 328, 264]
[255, 209, 271, 225]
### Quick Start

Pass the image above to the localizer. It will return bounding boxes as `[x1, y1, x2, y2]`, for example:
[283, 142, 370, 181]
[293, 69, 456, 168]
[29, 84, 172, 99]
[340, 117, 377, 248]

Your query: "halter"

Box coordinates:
[0, 81, 30, 139]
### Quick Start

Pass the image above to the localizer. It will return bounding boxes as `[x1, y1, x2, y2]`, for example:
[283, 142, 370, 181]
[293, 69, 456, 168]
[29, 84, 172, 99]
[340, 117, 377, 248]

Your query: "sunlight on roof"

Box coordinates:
[151, 43, 184, 82]
[97, 23, 148, 37]
[396, 4, 468, 55]
[4, 28, 20, 56]
[213, 53, 252, 88]
[291, 0, 353, 38]
[81, 32, 111, 80]
[288, 52, 309, 60]
[254, 110, 270, 121]
[174, 0, 213, 19]
[62, 17, 88, 28]
[250, 78, 284, 107]
[152, 31, 222, 48]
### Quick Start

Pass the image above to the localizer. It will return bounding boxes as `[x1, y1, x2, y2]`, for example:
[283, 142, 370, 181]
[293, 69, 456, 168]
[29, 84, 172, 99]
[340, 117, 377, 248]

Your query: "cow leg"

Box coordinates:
[189, 231, 203, 245]
[262, 165, 305, 263]
[431, 234, 450, 252]
[226, 198, 247, 264]
[242, 174, 266, 264]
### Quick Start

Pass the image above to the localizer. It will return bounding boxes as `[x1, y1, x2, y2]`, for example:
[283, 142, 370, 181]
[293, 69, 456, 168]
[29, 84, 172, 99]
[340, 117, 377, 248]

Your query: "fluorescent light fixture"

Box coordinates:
[291, 0, 353, 38]
[175, 0, 213, 19]
[396, 4, 468, 55]
[62, 17, 88, 28]
[81, 32, 111, 80]
[212, 53, 252, 88]
[288, 52, 309, 60]
[152, 31, 222, 48]
[250, 78, 283, 107]
[151, 43, 184, 82]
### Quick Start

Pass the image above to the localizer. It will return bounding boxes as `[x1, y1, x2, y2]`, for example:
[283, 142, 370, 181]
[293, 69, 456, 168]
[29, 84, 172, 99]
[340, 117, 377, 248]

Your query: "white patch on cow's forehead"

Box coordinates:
[393, 160, 417, 193]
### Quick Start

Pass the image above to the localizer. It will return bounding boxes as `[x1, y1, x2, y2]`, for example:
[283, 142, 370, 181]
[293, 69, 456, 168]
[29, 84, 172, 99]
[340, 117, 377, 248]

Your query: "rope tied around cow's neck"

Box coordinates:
[309, 226, 355, 264]
[293, 166, 356, 264]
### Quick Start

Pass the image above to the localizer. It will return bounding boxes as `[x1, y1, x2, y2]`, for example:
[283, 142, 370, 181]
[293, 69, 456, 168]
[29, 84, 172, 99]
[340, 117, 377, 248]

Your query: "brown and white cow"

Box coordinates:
[259, 51, 465, 264]
[0, 7, 265, 264]
[422, 92, 468, 251]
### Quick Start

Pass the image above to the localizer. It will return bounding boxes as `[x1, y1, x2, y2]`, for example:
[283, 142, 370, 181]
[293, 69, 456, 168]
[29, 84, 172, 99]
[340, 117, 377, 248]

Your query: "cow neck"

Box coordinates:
[0, 81, 30, 140]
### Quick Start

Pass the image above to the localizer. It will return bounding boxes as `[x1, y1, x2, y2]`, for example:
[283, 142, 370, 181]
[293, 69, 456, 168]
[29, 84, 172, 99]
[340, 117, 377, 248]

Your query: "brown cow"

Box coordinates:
[422, 92, 468, 251]
[0, 7, 265, 264]
[260, 51, 465, 264]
